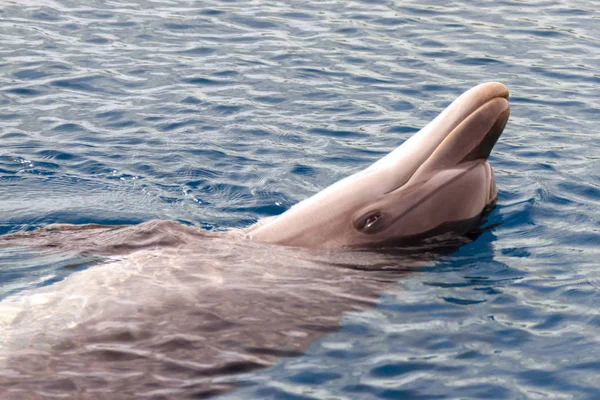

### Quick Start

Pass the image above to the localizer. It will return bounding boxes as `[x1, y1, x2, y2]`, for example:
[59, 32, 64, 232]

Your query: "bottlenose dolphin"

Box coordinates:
[0, 82, 509, 398]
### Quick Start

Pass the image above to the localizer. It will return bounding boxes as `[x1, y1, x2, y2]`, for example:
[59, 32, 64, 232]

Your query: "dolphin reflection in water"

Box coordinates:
[0, 82, 509, 398]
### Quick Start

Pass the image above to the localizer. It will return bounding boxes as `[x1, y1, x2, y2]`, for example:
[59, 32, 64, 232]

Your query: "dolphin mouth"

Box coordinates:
[381, 82, 510, 188]
[447, 91, 510, 163]
[460, 100, 510, 162]
[419, 94, 509, 174]
[426, 83, 509, 162]
[441, 82, 509, 161]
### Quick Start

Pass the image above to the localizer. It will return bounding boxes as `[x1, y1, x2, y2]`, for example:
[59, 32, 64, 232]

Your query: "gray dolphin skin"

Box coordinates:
[247, 82, 510, 249]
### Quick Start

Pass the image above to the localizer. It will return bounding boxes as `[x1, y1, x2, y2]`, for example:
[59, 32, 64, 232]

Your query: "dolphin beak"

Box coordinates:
[365, 82, 509, 190]
[461, 97, 510, 161]
[439, 85, 509, 162]
[409, 90, 509, 181]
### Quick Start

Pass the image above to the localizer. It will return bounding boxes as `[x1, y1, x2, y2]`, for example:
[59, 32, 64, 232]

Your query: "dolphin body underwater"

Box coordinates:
[0, 82, 509, 398]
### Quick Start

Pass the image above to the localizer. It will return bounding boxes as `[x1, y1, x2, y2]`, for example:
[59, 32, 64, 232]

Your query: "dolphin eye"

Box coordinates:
[364, 215, 379, 227]
[354, 211, 383, 233]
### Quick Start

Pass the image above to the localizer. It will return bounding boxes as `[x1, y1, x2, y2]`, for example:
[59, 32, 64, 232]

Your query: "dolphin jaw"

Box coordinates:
[364, 82, 509, 191]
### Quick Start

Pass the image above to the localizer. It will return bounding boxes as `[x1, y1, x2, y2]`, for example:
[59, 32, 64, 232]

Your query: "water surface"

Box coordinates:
[1, 0, 599, 398]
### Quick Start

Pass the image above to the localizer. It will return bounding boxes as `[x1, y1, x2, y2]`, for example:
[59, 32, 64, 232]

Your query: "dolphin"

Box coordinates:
[0, 82, 510, 398]
[247, 81, 509, 249]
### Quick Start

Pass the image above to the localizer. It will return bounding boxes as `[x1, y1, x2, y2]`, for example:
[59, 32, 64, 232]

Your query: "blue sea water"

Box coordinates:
[1, 0, 600, 398]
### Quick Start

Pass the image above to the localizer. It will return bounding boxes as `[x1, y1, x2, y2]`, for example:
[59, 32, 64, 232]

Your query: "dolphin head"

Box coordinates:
[247, 82, 510, 250]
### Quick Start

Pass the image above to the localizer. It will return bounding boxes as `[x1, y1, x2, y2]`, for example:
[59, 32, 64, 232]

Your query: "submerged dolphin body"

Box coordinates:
[0, 237, 434, 398]
[248, 82, 509, 249]
[0, 83, 510, 398]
